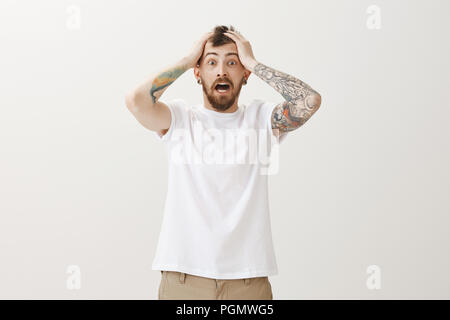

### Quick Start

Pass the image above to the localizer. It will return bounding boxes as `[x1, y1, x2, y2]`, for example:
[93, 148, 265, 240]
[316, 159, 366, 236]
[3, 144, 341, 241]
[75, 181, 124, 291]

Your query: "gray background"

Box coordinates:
[1, 0, 449, 299]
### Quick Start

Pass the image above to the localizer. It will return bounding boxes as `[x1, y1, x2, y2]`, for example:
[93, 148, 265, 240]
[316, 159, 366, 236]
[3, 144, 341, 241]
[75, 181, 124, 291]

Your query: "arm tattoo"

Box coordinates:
[253, 62, 321, 133]
[150, 66, 187, 104]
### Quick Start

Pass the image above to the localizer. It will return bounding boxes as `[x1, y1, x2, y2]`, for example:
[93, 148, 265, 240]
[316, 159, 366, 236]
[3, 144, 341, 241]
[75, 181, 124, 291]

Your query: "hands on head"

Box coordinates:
[184, 29, 256, 71]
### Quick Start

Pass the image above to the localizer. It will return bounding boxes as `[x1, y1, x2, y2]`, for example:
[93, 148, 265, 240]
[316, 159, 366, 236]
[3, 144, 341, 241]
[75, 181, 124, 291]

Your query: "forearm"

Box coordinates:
[249, 60, 321, 127]
[130, 57, 190, 108]
[250, 60, 320, 103]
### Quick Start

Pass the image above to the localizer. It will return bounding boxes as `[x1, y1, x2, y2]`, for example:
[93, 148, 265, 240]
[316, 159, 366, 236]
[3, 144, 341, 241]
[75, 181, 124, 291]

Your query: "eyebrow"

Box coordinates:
[204, 52, 239, 59]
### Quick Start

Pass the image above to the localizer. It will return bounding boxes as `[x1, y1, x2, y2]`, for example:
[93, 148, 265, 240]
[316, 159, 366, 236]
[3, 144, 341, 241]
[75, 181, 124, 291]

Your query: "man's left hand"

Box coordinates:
[223, 30, 258, 71]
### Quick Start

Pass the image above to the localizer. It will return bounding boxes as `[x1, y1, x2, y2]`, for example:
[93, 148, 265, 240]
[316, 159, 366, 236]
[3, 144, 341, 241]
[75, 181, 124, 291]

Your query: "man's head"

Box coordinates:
[194, 25, 251, 112]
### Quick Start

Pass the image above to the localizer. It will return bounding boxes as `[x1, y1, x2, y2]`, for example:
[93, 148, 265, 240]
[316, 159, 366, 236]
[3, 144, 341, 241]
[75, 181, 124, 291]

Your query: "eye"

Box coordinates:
[206, 60, 236, 66]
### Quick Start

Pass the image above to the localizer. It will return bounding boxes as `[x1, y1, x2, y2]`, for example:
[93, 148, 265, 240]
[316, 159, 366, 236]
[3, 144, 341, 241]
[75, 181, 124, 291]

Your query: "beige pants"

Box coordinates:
[158, 270, 273, 300]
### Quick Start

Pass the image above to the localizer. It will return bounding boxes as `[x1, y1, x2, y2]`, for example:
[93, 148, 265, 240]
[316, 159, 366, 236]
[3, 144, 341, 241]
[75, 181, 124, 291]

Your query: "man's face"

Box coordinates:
[195, 41, 249, 112]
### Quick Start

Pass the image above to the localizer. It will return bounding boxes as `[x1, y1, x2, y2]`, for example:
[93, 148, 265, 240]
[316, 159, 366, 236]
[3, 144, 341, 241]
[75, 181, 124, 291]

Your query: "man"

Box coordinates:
[125, 25, 322, 300]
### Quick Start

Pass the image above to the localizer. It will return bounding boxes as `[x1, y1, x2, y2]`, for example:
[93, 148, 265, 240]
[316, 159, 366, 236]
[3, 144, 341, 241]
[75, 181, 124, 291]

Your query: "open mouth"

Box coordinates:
[214, 83, 231, 93]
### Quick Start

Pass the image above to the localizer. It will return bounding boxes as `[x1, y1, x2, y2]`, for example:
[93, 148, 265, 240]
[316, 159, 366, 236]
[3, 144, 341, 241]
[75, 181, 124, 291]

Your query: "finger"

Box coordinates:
[227, 30, 242, 38]
[233, 31, 246, 41]
[227, 31, 246, 43]
[223, 32, 237, 41]
[202, 31, 213, 40]
[199, 33, 213, 45]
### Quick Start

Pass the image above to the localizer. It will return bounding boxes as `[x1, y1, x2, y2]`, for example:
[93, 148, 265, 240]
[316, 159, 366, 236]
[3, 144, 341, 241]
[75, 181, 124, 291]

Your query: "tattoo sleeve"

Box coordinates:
[132, 58, 190, 108]
[149, 64, 188, 104]
[252, 62, 321, 133]
[149, 62, 189, 104]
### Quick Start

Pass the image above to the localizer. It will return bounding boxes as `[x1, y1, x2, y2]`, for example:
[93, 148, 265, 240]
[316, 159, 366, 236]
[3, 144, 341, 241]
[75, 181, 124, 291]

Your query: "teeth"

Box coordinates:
[215, 83, 230, 92]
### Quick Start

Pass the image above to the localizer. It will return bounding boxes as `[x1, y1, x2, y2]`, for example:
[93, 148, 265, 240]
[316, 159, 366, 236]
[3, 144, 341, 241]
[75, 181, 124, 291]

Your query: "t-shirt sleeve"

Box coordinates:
[260, 100, 289, 145]
[154, 98, 185, 142]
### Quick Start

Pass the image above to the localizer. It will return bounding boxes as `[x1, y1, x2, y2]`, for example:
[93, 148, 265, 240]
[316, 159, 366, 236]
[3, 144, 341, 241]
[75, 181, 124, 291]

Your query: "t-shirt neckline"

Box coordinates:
[199, 104, 242, 118]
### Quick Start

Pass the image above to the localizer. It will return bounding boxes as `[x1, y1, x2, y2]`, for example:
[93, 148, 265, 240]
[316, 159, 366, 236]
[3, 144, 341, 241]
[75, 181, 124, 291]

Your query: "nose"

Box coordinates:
[217, 61, 228, 77]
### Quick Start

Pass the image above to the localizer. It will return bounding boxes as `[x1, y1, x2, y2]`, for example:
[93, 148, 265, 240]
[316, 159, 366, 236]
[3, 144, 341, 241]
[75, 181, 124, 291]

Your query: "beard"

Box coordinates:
[201, 77, 245, 112]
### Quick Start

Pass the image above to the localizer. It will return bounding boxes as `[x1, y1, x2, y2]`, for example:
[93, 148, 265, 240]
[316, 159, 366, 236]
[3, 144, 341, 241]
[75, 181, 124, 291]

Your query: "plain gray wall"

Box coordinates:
[1, 0, 449, 299]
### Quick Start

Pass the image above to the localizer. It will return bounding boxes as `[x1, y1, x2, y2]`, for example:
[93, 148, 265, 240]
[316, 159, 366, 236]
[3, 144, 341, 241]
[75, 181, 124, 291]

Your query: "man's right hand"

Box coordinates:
[183, 32, 214, 69]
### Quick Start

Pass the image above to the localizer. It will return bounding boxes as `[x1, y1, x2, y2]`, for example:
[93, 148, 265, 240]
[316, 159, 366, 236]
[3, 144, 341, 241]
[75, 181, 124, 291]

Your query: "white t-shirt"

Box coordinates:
[151, 98, 288, 279]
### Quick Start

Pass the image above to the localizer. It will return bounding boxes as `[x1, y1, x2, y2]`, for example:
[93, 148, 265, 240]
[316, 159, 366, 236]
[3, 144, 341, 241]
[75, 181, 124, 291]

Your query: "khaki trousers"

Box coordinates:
[158, 270, 273, 300]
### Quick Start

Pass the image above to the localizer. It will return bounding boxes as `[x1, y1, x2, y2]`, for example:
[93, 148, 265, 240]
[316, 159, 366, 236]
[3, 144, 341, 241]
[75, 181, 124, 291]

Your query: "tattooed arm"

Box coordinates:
[125, 58, 190, 132]
[125, 32, 211, 133]
[126, 58, 189, 109]
[250, 61, 322, 135]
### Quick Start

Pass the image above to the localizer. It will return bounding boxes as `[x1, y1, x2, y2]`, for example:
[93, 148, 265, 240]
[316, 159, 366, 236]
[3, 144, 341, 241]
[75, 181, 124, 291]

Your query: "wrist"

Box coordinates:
[247, 59, 258, 71]
[179, 57, 191, 70]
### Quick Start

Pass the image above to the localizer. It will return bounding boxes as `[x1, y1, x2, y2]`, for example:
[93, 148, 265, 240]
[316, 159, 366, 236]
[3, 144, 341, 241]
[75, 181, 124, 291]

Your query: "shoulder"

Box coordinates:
[163, 98, 187, 110]
[248, 98, 277, 111]
[245, 98, 279, 120]
[160, 98, 192, 120]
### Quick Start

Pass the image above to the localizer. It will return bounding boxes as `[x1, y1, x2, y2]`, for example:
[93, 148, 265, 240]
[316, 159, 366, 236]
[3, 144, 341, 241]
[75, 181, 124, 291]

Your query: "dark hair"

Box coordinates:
[208, 25, 237, 46]
[197, 25, 238, 66]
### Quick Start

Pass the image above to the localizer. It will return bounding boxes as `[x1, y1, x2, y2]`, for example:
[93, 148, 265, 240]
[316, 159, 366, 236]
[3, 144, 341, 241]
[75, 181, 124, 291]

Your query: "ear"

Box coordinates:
[196, 55, 203, 68]
[194, 58, 202, 73]
[193, 68, 200, 82]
